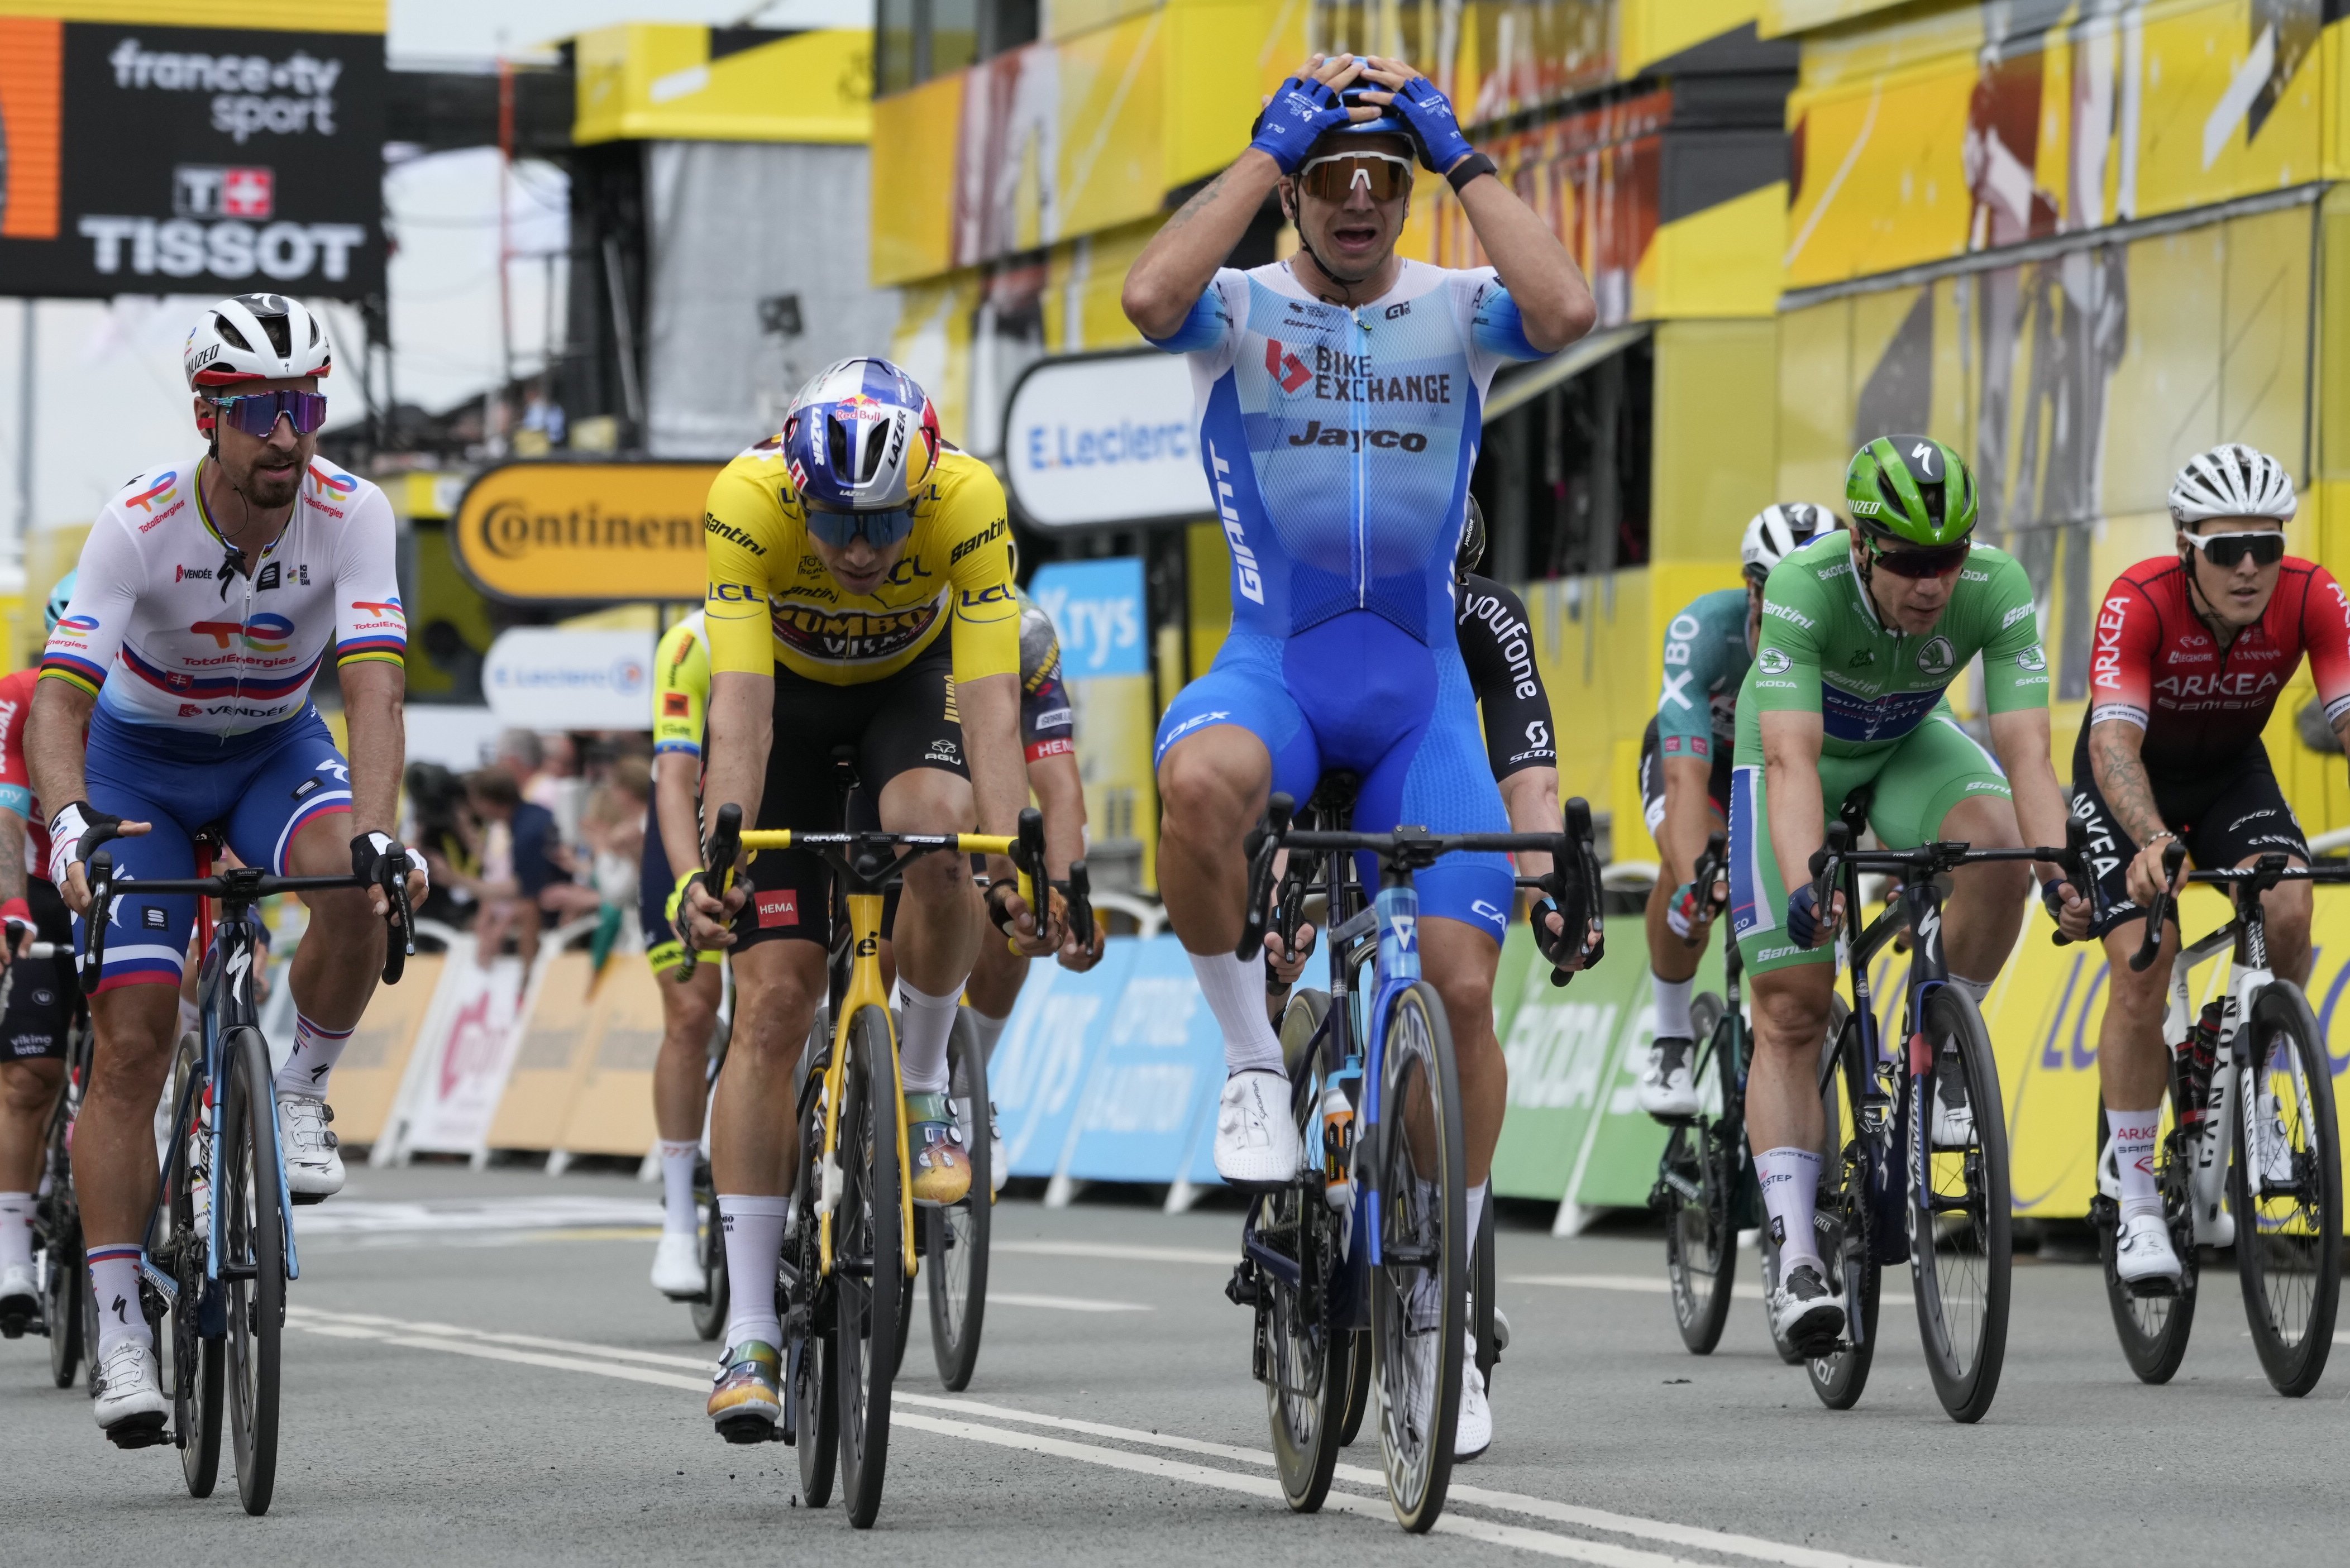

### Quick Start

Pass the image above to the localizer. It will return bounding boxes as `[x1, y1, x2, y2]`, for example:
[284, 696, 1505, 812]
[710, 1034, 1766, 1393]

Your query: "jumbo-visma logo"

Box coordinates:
[190, 613, 295, 652]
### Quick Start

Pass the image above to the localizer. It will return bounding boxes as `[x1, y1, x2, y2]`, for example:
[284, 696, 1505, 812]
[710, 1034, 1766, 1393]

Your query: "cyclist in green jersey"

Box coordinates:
[1636, 503, 1835, 1118]
[1727, 436, 2088, 1350]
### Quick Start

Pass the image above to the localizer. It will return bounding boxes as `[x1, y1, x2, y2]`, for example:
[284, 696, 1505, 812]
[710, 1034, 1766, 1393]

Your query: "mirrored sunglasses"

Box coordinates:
[804, 504, 916, 551]
[207, 389, 328, 438]
[2182, 529, 2285, 570]
[1867, 538, 1970, 579]
[1297, 151, 1414, 203]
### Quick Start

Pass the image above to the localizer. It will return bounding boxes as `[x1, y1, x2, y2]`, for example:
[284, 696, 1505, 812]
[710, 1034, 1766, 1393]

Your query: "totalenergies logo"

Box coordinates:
[125, 472, 179, 513]
[309, 465, 357, 496]
[54, 614, 99, 641]
[190, 613, 296, 652]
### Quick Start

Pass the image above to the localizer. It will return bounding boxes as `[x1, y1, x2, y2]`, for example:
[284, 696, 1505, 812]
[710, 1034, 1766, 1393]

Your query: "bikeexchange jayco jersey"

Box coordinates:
[1150, 259, 1542, 647]
[40, 455, 406, 733]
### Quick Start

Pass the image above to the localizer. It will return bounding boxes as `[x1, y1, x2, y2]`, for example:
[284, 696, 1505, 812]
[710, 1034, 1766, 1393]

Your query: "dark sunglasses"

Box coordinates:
[804, 504, 916, 551]
[2182, 529, 2286, 570]
[1867, 537, 1971, 579]
[207, 389, 328, 438]
[1296, 151, 1414, 203]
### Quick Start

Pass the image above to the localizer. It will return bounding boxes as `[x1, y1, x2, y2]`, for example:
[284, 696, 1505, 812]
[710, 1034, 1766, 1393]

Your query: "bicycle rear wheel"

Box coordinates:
[1336, 1330, 1372, 1445]
[1368, 981, 1463, 1533]
[2093, 1105, 2198, 1385]
[163, 1032, 222, 1496]
[927, 1009, 991, 1390]
[833, 1005, 901, 1529]
[793, 1094, 839, 1508]
[1266, 989, 1347, 1513]
[1662, 1001, 1740, 1355]
[44, 1222, 83, 1388]
[2232, 981, 2341, 1397]
[221, 1025, 285, 1515]
[689, 1169, 727, 1342]
[1912, 985, 2010, 1423]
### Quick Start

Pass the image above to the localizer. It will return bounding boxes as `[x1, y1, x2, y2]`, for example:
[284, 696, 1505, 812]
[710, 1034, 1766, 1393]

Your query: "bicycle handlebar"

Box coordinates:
[77, 850, 412, 992]
[2128, 840, 2190, 973]
[1680, 829, 1728, 949]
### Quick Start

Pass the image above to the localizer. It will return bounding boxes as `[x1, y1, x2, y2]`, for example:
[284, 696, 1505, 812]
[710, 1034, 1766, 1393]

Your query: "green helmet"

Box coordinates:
[1845, 434, 1977, 547]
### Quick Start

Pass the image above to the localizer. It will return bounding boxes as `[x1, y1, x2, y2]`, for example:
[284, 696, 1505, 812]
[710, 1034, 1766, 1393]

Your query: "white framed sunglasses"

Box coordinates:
[2181, 529, 2286, 569]
[1296, 150, 1415, 202]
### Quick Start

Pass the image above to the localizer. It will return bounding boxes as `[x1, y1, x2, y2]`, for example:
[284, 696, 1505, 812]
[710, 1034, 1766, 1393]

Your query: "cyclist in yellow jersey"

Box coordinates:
[677, 358, 1064, 1442]
[638, 611, 724, 1301]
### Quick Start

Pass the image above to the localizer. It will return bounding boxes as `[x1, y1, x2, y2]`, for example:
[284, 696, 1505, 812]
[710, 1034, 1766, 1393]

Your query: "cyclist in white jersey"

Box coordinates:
[26, 294, 427, 1443]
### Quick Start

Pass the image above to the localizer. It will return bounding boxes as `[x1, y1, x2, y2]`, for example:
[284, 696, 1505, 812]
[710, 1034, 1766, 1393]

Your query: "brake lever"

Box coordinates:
[679, 804, 745, 981]
[2128, 840, 2187, 973]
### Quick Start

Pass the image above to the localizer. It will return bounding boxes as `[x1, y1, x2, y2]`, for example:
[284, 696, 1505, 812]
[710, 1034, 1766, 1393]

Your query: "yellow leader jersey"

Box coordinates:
[703, 439, 1019, 687]
[652, 610, 710, 757]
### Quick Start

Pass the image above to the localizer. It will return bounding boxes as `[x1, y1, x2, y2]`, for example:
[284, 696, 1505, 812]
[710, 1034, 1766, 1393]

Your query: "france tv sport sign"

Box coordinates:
[1001, 351, 1213, 529]
[0, 21, 384, 298]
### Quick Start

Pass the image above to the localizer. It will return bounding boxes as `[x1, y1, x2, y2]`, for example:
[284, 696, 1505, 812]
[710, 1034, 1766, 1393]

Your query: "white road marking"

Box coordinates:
[1509, 1273, 1914, 1308]
[297, 1197, 664, 1235]
[993, 1239, 1233, 1266]
[290, 1307, 1914, 1567]
[987, 1292, 1150, 1313]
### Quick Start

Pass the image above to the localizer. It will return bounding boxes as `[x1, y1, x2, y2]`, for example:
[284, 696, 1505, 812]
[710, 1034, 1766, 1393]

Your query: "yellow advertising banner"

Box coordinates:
[1854, 886, 2350, 1226]
[451, 462, 720, 605]
[0, 0, 382, 30]
[571, 25, 870, 147]
[1786, 1, 2329, 291]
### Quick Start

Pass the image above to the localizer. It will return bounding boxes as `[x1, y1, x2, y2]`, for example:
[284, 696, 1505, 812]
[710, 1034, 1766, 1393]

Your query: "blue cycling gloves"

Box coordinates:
[1250, 74, 1356, 174]
[1785, 884, 1822, 949]
[1383, 74, 1475, 172]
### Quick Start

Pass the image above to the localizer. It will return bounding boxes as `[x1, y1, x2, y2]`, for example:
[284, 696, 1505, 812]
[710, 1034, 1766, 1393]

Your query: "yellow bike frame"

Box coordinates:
[737, 829, 1024, 1282]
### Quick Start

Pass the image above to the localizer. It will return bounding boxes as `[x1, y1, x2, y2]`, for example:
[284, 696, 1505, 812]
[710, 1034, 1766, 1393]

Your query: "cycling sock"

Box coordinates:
[0, 1193, 31, 1273]
[897, 980, 959, 1096]
[2109, 1107, 2165, 1221]
[969, 1008, 1011, 1063]
[1465, 1181, 1488, 1253]
[717, 1195, 790, 1348]
[87, 1245, 146, 1357]
[1652, 974, 1693, 1040]
[1190, 950, 1284, 1075]
[657, 1140, 699, 1234]
[275, 1011, 355, 1099]
[1755, 1146, 1823, 1270]
[1947, 975, 1991, 1007]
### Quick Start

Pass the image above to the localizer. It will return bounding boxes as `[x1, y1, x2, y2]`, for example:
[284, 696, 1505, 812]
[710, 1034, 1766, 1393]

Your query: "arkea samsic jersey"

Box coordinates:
[1148, 259, 1543, 647]
[40, 455, 405, 734]
[703, 441, 1018, 687]
[652, 611, 711, 757]
[1737, 532, 2046, 760]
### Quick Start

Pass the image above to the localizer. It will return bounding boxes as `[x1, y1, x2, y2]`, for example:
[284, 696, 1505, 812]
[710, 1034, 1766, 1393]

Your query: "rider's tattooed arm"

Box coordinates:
[2086, 718, 2168, 848]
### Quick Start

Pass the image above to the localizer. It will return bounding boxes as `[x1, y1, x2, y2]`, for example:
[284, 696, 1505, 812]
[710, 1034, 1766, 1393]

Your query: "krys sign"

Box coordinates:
[452, 462, 722, 604]
[0, 21, 386, 297]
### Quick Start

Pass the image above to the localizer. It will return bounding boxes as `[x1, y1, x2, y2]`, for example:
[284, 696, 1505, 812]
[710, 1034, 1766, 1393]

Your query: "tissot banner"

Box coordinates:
[0, 20, 384, 297]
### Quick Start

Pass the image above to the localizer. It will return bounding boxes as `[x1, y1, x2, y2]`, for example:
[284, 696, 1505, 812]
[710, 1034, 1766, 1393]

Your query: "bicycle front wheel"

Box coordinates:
[1368, 981, 1463, 1534]
[1911, 984, 2010, 1423]
[162, 1030, 221, 1497]
[927, 1008, 991, 1391]
[1802, 998, 1883, 1409]
[794, 1088, 839, 1508]
[1663, 999, 1740, 1355]
[2232, 981, 2341, 1397]
[833, 1005, 902, 1528]
[221, 1025, 285, 1515]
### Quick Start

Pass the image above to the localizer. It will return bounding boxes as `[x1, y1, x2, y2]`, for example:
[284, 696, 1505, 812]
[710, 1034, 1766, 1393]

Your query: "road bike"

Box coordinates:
[81, 838, 410, 1514]
[2088, 844, 2343, 1396]
[686, 795, 1052, 1528]
[1647, 831, 1762, 1356]
[1227, 778, 1601, 1531]
[1784, 793, 2093, 1423]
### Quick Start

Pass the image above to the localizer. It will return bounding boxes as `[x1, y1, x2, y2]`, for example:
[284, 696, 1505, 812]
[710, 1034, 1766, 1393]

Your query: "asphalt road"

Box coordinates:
[7, 1165, 2348, 1566]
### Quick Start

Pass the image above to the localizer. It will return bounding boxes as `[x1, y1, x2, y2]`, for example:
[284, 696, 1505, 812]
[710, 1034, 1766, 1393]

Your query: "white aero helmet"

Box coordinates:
[184, 293, 333, 390]
[2169, 443, 2296, 528]
[1740, 501, 1837, 582]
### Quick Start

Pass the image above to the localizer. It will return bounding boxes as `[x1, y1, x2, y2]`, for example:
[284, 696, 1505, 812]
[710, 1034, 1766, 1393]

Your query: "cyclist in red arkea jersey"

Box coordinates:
[2071, 443, 2350, 1288]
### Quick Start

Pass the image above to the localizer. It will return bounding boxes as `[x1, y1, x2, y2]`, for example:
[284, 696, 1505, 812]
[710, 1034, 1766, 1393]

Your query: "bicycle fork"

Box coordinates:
[1356, 881, 1421, 1271]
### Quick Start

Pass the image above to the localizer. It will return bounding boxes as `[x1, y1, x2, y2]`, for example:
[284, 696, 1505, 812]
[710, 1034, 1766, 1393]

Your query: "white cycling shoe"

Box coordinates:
[277, 1094, 345, 1202]
[1768, 1258, 1845, 1356]
[651, 1231, 704, 1298]
[1456, 1333, 1492, 1460]
[2114, 1211, 2183, 1289]
[92, 1338, 169, 1443]
[1932, 1066, 1975, 1148]
[0, 1260, 38, 1338]
[1636, 1037, 1700, 1120]
[1213, 1070, 1300, 1187]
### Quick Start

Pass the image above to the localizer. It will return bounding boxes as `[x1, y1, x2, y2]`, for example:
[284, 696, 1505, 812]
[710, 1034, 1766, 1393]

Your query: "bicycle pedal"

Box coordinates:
[2124, 1275, 2180, 1301]
[715, 1416, 777, 1446]
[1224, 1261, 1259, 1308]
[290, 1189, 329, 1207]
[104, 1416, 170, 1451]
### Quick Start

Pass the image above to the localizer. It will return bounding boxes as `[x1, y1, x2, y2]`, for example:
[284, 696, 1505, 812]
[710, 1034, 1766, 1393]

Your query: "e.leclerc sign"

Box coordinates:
[452, 461, 721, 604]
[1001, 352, 1213, 530]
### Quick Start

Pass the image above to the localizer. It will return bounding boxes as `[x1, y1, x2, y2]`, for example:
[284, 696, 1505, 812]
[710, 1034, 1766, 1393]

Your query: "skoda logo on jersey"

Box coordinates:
[1916, 637, 1955, 677]
[2017, 646, 2047, 672]
[1757, 648, 1792, 676]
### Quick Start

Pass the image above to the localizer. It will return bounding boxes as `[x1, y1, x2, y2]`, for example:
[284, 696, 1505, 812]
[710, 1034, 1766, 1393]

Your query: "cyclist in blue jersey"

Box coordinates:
[1124, 51, 1594, 1460]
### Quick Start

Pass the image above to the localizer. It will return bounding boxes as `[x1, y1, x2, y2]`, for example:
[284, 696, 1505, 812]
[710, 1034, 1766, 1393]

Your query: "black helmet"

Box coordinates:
[1455, 495, 1487, 584]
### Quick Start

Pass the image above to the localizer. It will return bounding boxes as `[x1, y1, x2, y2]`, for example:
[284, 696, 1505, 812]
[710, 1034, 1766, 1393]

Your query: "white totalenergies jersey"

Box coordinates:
[40, 454, 407, 734]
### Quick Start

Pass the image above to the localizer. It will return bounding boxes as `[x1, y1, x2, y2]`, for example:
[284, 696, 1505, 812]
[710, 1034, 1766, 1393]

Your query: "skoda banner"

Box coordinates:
[0, 16, 385, 298]
[452, 462, 722, 604]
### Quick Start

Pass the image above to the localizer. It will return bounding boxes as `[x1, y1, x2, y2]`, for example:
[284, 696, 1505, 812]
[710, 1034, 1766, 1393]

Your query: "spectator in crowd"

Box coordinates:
[462, 768, 598, 964]
[404, 760, 480, 931]
[579, 756, 652, 911]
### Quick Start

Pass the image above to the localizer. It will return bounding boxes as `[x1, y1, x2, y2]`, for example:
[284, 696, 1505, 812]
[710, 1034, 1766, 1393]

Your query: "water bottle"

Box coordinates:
[2175, 1001, 2222, 1126]
[1321, 1068, 1358, 1212]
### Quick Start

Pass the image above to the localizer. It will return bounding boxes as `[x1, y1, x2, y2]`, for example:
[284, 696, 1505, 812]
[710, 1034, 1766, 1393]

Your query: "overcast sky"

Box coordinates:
[0, 0, 872, 548]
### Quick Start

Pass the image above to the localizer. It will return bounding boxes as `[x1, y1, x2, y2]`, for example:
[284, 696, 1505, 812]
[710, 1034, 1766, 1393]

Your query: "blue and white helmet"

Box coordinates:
[780, 357, 942, 514]
[44, 570, 76, 635]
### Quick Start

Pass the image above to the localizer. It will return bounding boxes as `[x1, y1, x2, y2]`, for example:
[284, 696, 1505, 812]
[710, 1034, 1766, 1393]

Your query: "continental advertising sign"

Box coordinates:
[0, 16, 384, 296]
[451, 462, 720, 604]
